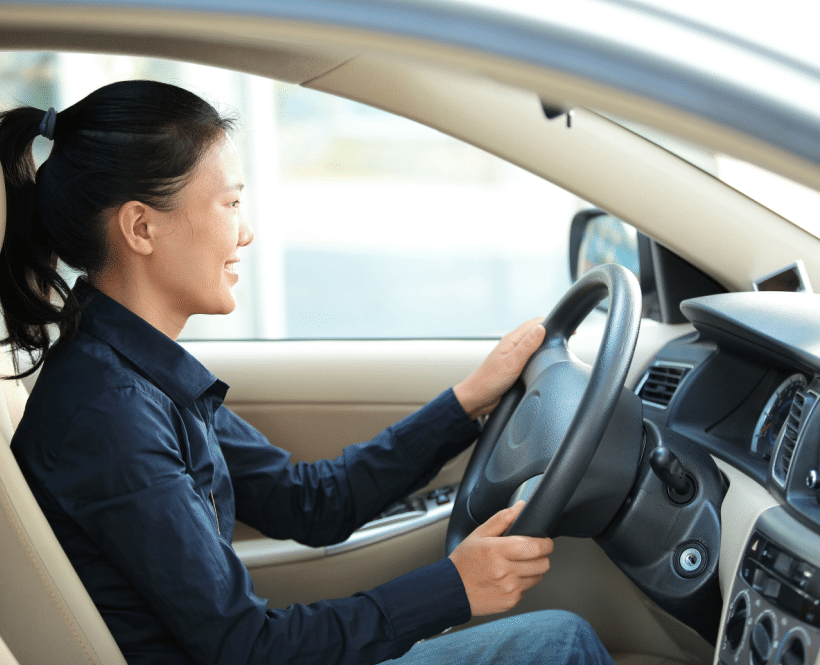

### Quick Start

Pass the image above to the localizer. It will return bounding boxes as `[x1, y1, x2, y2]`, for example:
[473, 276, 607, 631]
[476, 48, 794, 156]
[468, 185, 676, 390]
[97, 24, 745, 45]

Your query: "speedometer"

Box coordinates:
[751, 373, 807, 460]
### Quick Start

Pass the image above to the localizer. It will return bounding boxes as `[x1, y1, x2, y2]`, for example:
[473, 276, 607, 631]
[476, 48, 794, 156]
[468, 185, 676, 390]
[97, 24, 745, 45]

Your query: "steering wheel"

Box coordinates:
[446, 263, 642, 553]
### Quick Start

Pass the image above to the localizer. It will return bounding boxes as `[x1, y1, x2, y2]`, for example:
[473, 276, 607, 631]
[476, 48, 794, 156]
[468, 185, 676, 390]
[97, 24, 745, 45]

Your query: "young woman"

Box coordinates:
[0, 80, 616, 665]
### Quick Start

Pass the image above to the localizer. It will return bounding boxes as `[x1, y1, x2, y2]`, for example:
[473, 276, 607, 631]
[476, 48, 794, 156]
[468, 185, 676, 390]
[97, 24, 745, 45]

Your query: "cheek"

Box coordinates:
[176, 212, 238, 278]
[208, 222, 240, 272]
[220, 217, 241, 254]
[197, 224, 230, 257]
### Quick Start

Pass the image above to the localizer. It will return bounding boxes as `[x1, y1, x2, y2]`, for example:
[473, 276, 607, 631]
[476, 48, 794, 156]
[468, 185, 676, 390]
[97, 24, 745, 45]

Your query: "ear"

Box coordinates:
[114, 201, 156, 256]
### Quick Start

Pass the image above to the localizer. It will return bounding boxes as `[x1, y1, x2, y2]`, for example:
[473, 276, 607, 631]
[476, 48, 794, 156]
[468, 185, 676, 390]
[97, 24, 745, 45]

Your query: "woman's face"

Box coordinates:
[149, 136, 254, 323]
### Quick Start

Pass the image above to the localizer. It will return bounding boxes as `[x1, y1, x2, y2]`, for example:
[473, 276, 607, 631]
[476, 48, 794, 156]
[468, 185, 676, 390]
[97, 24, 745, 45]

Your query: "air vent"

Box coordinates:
[636, 363, 692, 408]
[773, 388, 809, 487]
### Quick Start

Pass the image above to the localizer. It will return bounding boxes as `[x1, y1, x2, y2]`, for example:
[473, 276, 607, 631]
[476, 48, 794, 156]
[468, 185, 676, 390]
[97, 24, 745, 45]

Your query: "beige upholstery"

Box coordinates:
[0, 635, 21, 665]
[0, 355, 26, 440]
[0, 172, 127, 664]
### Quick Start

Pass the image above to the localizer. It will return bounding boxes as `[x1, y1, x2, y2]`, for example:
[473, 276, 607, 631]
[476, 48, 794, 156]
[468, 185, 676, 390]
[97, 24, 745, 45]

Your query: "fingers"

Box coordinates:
[472, 500, 525, 537]
[514, 559, 551, 579]
[482, 538, 552, 575]
[506, 323, 545, 373]
[494, 318, 545, 377]
[502, 533, 554, 561]
[449, 502, 554, 616]
[503, 316, 546, 347]
[453, 317, 545, 419]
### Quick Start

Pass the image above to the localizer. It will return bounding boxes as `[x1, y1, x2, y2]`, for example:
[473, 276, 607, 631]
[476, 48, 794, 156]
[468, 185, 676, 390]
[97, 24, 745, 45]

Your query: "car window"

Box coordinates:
[1, 52, 585, 340]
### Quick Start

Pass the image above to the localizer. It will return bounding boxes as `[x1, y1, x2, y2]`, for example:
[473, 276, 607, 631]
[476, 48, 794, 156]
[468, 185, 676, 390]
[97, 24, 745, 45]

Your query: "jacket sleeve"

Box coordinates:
[47, 385, 473, 665]
[219, 388, 480, 545]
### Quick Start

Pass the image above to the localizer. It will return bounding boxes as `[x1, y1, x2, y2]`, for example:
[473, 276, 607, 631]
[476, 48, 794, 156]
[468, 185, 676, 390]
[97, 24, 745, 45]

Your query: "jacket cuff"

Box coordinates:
[368, 557, 471, 650]
[392, 389, 481, 472]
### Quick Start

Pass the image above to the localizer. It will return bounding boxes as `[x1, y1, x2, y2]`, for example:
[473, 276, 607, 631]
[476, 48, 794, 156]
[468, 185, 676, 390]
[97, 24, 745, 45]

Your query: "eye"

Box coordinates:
[230, 200, 240, 209]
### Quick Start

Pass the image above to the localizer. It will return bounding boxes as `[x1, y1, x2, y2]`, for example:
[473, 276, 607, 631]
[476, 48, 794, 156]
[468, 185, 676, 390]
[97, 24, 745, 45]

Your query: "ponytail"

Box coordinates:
[0, 106, 79, 378]
[0, 81, 235, 379]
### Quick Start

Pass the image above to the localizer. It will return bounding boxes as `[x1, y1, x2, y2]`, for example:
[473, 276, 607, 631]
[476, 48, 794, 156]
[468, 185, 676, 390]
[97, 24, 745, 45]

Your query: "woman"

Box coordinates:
[1, 80, 616, 665]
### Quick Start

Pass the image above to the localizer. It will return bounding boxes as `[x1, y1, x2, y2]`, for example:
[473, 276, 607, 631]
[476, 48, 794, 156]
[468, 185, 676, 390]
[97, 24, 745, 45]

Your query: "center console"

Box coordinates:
[719, 508, 820, 665]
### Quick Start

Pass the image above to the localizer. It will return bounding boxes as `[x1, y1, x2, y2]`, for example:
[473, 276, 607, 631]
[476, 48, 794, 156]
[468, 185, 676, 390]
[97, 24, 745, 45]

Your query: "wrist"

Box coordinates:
[453, 381, 483, 420]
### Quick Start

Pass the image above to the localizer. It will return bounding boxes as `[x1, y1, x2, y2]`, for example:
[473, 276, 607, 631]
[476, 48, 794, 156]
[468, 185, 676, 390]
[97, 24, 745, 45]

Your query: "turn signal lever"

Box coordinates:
[650, 446, 696, 504]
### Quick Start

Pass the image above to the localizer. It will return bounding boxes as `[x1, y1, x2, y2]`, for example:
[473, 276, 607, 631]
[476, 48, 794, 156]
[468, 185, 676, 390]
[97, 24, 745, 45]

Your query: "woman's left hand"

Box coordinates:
[453, 317, 546, 420]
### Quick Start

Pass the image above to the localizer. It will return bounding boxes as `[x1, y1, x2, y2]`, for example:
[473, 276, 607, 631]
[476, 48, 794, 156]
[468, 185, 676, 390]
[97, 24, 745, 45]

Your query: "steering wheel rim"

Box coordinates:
[446, 263, 642, 553]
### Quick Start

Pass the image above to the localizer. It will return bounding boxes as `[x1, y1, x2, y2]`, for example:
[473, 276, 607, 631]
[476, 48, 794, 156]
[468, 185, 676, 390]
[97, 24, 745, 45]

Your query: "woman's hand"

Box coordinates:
[453, 317, 546, 419]
[449, 501, 553, 616]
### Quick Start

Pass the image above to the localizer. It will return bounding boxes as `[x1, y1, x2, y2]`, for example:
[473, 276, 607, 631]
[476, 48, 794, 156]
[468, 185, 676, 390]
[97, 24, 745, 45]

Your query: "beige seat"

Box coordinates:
[0, 172, 126, 664]
[0, 635, 21, 665]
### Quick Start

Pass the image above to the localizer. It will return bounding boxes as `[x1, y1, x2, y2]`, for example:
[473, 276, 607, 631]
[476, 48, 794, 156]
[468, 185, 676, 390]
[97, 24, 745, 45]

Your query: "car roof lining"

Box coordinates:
[0, 28, 354, 84]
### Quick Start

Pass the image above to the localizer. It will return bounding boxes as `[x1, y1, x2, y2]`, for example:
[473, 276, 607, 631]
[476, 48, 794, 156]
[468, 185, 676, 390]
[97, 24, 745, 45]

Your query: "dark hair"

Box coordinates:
[0, 80, 236, 377]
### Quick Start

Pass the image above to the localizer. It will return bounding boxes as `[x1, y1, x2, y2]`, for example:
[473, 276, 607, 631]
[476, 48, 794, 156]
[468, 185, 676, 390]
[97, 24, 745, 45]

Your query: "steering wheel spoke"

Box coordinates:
[520, 339, 574, 387]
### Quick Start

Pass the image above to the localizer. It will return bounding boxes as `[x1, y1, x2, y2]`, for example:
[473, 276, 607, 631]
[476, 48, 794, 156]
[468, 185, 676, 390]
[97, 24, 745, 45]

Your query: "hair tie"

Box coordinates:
[38, 107, 57, 141]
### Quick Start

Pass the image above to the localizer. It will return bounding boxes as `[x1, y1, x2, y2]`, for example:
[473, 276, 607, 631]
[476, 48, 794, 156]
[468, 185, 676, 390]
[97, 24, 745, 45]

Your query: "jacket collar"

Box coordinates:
[74, 279, 227, 409]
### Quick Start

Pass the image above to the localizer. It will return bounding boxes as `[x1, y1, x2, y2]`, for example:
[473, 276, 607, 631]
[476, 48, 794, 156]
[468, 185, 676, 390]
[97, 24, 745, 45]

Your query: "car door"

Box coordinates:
[186, 325, 703, 662]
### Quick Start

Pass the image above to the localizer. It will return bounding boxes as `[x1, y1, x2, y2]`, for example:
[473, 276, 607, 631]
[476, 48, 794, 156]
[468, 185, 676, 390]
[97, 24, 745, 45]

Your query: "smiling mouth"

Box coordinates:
[225, 262, 239, 275]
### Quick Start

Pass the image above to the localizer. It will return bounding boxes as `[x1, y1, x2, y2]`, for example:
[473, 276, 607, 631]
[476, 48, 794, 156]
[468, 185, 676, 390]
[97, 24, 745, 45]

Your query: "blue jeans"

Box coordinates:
[383, 610, 616, 665]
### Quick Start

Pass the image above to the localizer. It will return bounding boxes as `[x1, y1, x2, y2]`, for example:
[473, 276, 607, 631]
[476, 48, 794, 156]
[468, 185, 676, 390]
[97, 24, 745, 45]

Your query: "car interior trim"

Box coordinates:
[234, 489, 455, 568]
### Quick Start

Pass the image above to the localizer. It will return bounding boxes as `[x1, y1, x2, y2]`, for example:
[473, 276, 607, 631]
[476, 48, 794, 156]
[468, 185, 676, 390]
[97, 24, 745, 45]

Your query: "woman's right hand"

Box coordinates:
[448, 501, 553, 616]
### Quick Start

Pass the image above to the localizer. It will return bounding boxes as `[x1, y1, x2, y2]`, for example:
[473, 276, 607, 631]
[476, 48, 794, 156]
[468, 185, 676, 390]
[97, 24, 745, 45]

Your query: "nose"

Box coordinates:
[238, 214, 254, 248]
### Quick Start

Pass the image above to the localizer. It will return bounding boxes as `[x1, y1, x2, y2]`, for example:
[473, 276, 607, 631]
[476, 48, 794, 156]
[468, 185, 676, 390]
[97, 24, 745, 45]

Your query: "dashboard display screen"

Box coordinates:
[754, 261, 812, 293]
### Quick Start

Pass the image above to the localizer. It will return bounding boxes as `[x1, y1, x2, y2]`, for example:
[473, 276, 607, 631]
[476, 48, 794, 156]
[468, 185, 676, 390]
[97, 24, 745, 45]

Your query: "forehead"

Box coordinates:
[192, 136, 243, 191]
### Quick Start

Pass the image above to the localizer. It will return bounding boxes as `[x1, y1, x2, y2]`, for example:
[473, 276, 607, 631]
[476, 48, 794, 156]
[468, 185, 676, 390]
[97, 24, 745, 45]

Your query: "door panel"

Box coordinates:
[181, 320, 704, 661]
[228, 403, 442, 464]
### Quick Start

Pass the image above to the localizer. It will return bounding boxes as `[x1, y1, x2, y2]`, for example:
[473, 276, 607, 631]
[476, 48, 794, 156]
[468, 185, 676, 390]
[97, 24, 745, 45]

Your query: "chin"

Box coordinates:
[217, 292, 238, 315]
[211, 299, 237, 316]
[196, 290, 237, 317]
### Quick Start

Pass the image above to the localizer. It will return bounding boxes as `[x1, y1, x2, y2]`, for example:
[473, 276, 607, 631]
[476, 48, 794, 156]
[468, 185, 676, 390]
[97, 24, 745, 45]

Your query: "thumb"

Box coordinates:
[474, 501, 525, 537]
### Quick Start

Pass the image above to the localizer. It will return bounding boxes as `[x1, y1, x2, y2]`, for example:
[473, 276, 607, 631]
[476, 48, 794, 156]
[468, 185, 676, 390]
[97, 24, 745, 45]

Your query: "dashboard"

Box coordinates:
[634, 291, 820, 665]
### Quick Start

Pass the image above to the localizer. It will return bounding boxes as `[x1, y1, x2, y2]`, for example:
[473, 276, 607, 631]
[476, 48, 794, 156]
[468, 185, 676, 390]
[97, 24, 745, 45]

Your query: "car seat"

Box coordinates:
[0, 635, 21, 665]
[0, 170, 126, 664]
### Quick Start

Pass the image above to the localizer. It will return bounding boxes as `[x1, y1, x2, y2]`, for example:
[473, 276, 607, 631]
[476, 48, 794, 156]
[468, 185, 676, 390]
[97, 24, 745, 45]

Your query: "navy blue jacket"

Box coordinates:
[12, 282, 477, 664]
